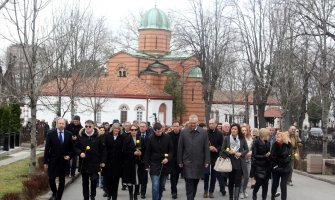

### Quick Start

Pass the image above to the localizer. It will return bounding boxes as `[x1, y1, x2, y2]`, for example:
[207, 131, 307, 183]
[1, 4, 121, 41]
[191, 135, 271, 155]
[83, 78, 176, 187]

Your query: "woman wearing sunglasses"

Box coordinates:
[122, 124, 143, 200]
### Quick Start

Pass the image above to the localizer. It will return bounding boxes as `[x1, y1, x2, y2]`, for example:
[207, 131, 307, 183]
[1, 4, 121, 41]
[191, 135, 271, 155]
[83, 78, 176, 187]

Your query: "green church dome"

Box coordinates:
[139, 7, 170, 30]
[189, 66, 203, 78]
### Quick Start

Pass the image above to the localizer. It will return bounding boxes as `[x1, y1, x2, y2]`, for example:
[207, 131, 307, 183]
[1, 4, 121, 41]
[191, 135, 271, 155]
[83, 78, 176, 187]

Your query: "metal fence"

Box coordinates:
[300, 138, 335, 159]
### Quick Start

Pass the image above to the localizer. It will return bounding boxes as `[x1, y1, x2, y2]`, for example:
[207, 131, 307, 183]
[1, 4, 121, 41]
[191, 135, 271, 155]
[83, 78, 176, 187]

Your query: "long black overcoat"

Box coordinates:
[44, 129, 73, 178]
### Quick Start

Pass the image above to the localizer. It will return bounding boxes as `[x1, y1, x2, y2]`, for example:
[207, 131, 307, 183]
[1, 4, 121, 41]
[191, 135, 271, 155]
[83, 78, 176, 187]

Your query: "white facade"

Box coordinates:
[211, 103, 282, 129]
[36, 96, 173, 126]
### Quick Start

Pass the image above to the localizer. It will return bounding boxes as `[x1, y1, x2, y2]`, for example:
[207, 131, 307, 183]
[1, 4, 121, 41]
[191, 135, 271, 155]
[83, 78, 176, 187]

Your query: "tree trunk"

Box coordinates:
[258, 104, 266, 128]
[29, 96, 37, 174]
[298, 73, 309, 130]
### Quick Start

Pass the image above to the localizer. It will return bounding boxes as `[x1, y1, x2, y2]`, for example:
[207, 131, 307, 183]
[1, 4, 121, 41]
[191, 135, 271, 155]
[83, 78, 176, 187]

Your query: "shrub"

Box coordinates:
[0, 193, 22, 200]
[22, 173, 49, 199]
[37, 156, 45, 172]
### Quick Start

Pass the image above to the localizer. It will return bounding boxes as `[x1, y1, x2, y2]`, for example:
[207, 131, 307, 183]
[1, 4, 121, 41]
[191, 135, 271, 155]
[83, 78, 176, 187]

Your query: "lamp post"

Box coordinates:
[153, 113, 157, 123]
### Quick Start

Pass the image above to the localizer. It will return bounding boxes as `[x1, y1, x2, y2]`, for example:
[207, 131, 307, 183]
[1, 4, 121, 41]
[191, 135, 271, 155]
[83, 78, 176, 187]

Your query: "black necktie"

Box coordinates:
[59, 132, 63, 144]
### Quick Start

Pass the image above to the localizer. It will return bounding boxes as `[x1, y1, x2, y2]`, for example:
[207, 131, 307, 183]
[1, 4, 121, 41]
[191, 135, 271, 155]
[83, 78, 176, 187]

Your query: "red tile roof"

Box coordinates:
[40, 76, 172, 99]
[264, 107, 282, 118]
[213, 90, 279, 105]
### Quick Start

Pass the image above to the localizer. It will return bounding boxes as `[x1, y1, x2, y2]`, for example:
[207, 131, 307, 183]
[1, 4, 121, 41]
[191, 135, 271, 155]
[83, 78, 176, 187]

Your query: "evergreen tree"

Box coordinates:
[9, 103, 22, 132]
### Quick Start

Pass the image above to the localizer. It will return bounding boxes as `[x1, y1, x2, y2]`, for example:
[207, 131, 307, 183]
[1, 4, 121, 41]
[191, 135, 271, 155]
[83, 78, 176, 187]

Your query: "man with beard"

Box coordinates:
[168, 121, 182, 199]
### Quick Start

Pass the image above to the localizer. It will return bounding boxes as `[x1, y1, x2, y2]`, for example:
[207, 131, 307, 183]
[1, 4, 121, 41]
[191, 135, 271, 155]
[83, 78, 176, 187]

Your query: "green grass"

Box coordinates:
[0, 156, 11, 161]
[0, 153, 43, 198]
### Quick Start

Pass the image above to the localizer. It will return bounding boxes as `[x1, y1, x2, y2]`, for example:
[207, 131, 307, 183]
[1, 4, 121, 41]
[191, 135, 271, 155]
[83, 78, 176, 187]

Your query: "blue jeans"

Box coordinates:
[151, 175, 167, 200]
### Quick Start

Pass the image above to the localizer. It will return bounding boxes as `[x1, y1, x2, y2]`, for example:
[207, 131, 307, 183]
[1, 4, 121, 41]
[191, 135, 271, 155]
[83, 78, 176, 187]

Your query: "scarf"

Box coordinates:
[230, 134, 240, 152]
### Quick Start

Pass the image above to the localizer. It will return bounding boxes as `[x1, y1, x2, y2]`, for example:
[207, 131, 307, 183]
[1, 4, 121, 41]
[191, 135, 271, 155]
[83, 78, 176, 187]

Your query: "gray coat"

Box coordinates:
[177, 126, 210, 179]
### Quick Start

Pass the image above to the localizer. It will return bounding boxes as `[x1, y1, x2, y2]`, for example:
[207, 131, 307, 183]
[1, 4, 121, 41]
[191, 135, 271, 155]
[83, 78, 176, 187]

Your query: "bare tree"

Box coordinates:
[174, 0, 234, 123]
[39, 5, 113, 119]
[295, 0, 335, 134]
[0, 0, 9, 10]
[235, 0, 280, 128]
[3, 0, 55, 173]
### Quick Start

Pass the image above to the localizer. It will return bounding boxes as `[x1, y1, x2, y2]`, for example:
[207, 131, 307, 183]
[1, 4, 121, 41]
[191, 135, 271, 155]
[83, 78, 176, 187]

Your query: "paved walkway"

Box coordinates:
[0, 147, 44, 167]
[0, 147, 335, 200]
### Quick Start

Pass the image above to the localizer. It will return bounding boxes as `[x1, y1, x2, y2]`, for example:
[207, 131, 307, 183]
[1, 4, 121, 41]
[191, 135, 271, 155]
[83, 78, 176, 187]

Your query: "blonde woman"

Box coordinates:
[252, 128, 271, 200]
[240, 125, 253, 199]
[270, 132, 292, 200]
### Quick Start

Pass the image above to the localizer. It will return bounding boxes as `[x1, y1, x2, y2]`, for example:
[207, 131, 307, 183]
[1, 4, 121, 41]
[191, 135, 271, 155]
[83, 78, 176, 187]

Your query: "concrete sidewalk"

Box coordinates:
[294, 169, 335, 185]
[0, 147, 44, 167]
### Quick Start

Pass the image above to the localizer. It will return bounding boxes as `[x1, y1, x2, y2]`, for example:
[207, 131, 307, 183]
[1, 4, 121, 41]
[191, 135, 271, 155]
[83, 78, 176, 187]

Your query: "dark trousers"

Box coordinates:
[217, 172, 227, 192]
[228, 169, 243, 198]
[138, 164, 148, 195]
[82, 173, 99, 200]
[253, 177, 269, 199]
[70, 155, 78, 176]
[170, 165, 181, 195]
[105, 177, 120, 199]
[271, 171, 289, 200]
[49, 176, 65, 200]
[204, 164, 218, 193]
[185, 178, 200, 200]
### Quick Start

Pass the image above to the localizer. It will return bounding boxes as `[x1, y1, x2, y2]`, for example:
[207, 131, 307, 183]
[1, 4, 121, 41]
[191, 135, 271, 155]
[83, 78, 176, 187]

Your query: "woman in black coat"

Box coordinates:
[122, 124, 144, 200]
[222, 123, 249, 200]
[270, 132, 292, 200]
[102, 123, 124, 200]
[252, 128, 271, 200]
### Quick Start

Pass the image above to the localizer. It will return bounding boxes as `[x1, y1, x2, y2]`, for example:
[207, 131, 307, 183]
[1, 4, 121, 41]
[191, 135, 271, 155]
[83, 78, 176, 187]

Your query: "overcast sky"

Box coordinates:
[0, 0, 190, 59]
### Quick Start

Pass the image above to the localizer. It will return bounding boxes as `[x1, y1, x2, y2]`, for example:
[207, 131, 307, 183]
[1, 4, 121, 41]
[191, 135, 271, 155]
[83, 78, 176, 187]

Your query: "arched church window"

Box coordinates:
[119, 104, 129, 123]
[118, 67, 127, 77]
[135, 105, 145, 122]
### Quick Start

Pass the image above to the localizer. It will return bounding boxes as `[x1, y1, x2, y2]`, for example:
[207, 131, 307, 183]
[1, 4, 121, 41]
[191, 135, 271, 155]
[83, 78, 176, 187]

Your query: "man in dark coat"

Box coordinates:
[65, 115, 83, 177]
[168, 121, 182, 199]
[137, 121, 151, 199]
[75, 120, 106, 200]
[177, 114, 210, 200]
[121, 121, 132, 190]
[44, 118, 73, 200]
[203, 119, 223, 198]
[144, 122, 173, 200]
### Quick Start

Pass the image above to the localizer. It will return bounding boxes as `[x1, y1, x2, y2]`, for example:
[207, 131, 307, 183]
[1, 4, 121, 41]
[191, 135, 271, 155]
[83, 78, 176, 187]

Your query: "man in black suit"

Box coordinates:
[137, 121, 151, 199]
[44, 118, 73, 200]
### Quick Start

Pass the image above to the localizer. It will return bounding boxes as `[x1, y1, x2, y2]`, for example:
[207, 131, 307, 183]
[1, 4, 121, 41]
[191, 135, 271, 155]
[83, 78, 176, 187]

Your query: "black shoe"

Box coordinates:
[221, 191, 226, 196]
[140, 194, 146, 199]
[275, 192, 280, 197]
[103, 192, 108, 197]
[172, 193, 177, 199]
[122, 185, 128, 190]
[251, 184, 255, 189]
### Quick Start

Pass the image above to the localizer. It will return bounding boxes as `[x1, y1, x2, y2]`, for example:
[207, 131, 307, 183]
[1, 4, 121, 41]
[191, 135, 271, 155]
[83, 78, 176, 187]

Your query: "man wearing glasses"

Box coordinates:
[44, 118, 73, 200]
[75, 120, 106, 200]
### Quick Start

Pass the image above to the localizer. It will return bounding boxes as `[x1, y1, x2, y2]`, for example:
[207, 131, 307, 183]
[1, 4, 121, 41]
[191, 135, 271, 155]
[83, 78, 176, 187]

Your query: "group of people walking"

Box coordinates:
[43, 114, 300, 200]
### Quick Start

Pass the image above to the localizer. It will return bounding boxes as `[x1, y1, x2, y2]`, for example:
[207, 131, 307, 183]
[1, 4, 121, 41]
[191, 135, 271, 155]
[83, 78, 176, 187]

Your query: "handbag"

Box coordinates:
[214, 156, 232, 172]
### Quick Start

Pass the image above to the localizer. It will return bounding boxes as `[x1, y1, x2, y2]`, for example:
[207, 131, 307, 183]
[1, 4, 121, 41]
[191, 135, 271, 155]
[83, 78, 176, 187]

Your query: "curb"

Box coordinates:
[294, 169, 335, 185]
[36, 174, 81, 200]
